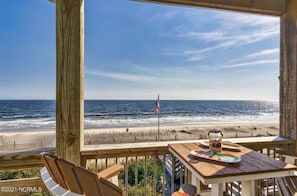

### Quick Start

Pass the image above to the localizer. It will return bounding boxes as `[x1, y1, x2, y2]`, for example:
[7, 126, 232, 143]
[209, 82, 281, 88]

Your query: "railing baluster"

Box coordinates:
[180, 162, 183, 187]
[144, 155, 148, 196]
[95, 159, 98, 171]
[125, 156, 128, 196]
[171, 155, 175, 193]
[162, 154, 166, 196]
[154, 155, 157, 196]
[135, 156, 138, 196]
[273, 148, 277, 196]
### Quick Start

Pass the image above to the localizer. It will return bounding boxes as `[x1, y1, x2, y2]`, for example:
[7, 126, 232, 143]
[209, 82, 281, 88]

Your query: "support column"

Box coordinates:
[56, 0, 84, 164]
[280, 0, 297, 150]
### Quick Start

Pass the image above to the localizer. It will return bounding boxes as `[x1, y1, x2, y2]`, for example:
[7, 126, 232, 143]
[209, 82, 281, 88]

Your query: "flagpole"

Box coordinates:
[155, 94, 160, 141]
[158, 105, 160, 141]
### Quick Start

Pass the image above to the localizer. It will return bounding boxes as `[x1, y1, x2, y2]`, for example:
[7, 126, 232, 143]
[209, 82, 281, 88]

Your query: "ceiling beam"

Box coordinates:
[136, 0, 285, 16]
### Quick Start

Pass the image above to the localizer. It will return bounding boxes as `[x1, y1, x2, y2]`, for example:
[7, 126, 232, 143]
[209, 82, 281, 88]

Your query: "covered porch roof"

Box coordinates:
[137, 0, 286, 16]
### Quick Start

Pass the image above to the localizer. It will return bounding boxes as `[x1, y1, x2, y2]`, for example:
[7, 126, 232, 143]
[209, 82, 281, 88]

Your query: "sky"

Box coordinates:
[0, 0, 280, 101]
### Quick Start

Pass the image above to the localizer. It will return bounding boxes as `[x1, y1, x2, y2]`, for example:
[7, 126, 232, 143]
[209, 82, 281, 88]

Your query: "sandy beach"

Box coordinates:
[0, 122, 279, 150]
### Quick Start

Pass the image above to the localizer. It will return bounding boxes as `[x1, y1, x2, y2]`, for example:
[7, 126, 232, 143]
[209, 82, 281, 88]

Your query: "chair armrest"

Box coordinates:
[98, 164, 124, 180]
[275, 149, 297, 157]
[275, 148, 297, 165]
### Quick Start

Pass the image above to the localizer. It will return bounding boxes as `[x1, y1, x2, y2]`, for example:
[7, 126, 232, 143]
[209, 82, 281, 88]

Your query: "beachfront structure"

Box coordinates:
[1, 0, 297, 195]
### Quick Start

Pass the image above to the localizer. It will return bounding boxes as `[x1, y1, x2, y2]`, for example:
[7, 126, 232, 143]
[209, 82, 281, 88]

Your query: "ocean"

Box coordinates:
[0, 100, 279, 132]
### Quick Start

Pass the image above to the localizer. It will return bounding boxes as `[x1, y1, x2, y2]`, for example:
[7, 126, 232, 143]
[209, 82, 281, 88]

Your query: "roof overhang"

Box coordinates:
[135, 0, 286, 16]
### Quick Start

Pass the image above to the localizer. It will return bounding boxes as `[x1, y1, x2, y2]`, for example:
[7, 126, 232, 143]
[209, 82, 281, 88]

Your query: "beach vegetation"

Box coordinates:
[0, 167, 41, 180]
[119, 158, 164, 195]
[0, 167, 51, 196]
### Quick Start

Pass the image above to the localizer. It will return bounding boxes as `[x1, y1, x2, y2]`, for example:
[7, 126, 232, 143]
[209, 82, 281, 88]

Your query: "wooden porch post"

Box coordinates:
[280, 0, 297, 150]
[56, 0, 84, 164]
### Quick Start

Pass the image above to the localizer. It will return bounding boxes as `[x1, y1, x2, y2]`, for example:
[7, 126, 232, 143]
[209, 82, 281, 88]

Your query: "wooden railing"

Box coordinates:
[0, 136, 295, 196]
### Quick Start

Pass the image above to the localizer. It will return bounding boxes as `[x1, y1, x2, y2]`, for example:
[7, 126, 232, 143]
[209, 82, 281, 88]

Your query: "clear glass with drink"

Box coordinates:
[208, 129, 223, 153]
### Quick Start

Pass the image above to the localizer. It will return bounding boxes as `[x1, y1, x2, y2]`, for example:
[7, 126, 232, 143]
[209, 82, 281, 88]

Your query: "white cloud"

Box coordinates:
[187, 55, 204, 62]
[247, 48, 279, 58]
[85, 69, 190, 84]
[182, 22, 278, 49]
[86, 70, 156, 82]
[165, 11, 280, 62]
[147, 11, 179, 25]
[219, 59, 279, 70]
[227, 48, 279, 64]
[216, 12, 279, 28]
[182, 31, 227, 42]
[85, 7, 280, 100]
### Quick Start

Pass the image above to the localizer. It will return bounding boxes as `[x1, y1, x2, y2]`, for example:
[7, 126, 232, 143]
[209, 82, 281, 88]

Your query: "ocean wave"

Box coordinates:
[0, 114, 52, 120]
[0, 100, 279, 132]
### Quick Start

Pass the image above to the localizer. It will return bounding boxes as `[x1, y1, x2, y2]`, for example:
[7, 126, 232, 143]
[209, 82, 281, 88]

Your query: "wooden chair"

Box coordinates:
[74, 165, 123, 196]
[275, 149, 297, 196]
[40, 152, 124, 196]
[172, 184, 197, 196]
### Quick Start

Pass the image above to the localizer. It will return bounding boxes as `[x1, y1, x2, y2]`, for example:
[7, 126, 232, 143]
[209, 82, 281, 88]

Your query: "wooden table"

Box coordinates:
[168, 142, 297, 196]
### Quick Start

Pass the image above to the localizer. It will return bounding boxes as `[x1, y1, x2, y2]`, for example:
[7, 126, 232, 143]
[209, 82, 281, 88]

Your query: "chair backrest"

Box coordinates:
[99, 177, 123, 196]
[40, 152, 123, 196]
[275, 149, 297, 196]
[43, 153, 68, 189]
[40, 152, 56, 181]
[56, 158, 83, 194]
[73, 165, 103, 196]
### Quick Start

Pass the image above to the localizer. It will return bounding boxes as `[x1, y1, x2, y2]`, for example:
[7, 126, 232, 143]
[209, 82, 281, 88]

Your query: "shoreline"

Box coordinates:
[0, 122, 279, 150]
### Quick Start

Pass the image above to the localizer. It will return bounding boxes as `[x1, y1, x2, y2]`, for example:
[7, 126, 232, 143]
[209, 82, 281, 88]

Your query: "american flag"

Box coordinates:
[155, 95, 160, 114]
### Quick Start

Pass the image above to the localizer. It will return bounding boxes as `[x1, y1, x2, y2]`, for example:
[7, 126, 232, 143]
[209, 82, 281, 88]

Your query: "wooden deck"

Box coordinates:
[0, 136, 295, 195]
